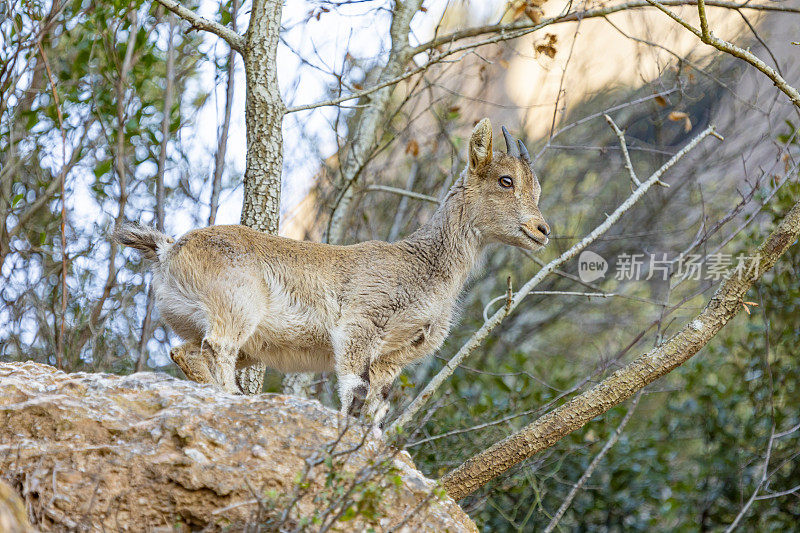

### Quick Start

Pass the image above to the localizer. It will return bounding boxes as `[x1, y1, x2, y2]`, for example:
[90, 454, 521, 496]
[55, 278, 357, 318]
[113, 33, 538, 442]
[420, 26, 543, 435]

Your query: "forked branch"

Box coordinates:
[152, 0, 245, 53]
[604, 114, 641, 187]
[644, 0, 800, 108]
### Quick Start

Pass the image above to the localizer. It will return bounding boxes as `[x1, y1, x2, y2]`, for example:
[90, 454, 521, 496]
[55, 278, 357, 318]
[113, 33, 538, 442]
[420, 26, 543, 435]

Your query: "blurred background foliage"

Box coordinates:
[1, 0, 798, 530]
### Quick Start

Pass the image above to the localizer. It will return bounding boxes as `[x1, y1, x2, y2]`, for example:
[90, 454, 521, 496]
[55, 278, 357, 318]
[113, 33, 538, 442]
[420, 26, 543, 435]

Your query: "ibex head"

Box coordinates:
[464, 118, 550, 251]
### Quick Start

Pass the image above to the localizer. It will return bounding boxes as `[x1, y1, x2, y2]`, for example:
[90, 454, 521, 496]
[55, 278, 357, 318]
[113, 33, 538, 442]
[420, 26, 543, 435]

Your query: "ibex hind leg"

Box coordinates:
[202, 319, 258, 394]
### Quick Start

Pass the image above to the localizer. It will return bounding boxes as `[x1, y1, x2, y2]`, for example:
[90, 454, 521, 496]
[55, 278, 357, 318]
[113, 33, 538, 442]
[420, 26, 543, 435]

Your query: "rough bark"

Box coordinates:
[235, 0, 285, 393]
[441, 199, 800, 500]
[239, 0, 284, 233]
[0, 362, 476, 532]
[326, 0, 423, 244]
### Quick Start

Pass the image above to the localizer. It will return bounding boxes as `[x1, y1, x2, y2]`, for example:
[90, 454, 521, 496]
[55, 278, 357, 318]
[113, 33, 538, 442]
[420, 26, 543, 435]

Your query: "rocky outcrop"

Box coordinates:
[0, 362, 475, 532]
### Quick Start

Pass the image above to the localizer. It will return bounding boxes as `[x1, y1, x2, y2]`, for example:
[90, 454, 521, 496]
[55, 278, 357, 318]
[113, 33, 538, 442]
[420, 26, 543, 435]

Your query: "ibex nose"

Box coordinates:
[538, 223, 550, 236]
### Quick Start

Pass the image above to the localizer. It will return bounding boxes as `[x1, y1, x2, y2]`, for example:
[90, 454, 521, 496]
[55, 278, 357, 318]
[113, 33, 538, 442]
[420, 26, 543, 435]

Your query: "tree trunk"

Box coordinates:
[326, 0, 422, 244]
[239, 0, 284, 233]
[234, 0, 285, 394]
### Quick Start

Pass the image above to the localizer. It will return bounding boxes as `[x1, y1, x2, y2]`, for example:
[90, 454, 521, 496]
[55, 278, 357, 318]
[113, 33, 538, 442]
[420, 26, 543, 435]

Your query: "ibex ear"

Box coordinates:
[468, 118, 493, 172]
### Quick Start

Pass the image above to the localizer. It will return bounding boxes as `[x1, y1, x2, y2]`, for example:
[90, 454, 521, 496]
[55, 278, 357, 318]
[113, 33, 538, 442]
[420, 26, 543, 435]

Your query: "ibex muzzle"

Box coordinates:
[115, 118, 548, 424]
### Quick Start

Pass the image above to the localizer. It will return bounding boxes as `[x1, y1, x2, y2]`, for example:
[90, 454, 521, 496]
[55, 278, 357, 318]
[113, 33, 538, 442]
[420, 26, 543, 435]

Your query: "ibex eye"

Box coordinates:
[499, 176, 514, 188]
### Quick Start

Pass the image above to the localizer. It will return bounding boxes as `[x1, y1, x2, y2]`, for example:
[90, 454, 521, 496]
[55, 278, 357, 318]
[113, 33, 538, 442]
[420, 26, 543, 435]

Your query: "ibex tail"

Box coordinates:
[113, 222, 174, 262]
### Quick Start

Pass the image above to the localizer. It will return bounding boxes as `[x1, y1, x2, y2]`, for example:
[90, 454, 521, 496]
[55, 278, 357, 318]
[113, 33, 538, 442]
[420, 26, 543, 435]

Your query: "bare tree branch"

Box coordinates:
[440, 197, 800, 500]
[155, 15, 175, 232]
[645, 0, 800, 108]
[604, 114, 641, 187]
[724, 425, 776, 531]
[137, 14, 176, 372]
[208, 0, 238, 226]
[151, 0, 245, 53]
[35, 37, 68, 369]
[364, 184, 439, 204]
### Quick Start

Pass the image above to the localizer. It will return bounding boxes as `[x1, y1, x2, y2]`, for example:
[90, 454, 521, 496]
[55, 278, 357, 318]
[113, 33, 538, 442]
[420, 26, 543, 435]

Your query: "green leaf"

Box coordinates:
[12, 193, 24, 207]
[94, 160, 111, 179]
[339, 506, 357, 521]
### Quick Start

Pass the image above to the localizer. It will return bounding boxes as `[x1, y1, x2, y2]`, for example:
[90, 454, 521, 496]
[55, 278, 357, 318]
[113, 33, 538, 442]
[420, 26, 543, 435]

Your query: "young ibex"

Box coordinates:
[115, 118, 549, 421]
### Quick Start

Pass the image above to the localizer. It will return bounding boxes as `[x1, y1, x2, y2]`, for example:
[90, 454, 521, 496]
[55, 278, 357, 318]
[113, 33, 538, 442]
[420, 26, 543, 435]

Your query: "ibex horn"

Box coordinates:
[517, 139, 531, 165]
[501, 126, 519, 157]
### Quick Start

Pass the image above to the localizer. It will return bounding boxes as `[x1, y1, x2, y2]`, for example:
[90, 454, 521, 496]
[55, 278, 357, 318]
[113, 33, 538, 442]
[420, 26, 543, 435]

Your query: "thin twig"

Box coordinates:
[363, 184, 440, 204]
[543, 392, 641, 533]
[724, 428, 776, 532]
[483, 291, 615, 322]
[209, 0, 238, 225]
[604, 114, 641, 187]
[36, 38, 67, 370]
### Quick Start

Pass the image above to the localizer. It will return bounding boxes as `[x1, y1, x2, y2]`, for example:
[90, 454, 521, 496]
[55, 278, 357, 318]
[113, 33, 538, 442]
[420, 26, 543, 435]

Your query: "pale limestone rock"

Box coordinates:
[0, 362, 475, 532]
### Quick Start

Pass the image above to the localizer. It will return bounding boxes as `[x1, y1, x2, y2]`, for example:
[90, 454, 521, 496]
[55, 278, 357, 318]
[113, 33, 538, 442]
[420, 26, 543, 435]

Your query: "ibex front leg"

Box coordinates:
[333, 324, 379, 418]
[364, 359, 403, 426]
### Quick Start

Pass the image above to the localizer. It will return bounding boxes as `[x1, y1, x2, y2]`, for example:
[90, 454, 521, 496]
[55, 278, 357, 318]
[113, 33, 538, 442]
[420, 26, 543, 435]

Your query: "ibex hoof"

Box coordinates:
[170, 343, 214, 384]
[339, 374, 369, 418]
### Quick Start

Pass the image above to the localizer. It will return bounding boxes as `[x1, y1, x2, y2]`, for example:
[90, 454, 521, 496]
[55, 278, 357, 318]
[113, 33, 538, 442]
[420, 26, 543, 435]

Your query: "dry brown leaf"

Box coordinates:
[499, 59, 510, 69]
[654, 95, 667, 107]
[534, 34, 558, 58]
[525, 6, 543, 24]
[668, 111, 688, 121]
[684, 116, 693, 132]
[405, 139, 420, 157]
[511, 4, 527, 21]
[742, 301, 758, 315]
